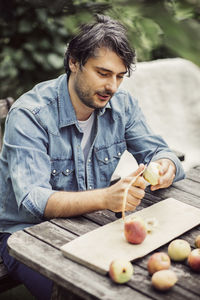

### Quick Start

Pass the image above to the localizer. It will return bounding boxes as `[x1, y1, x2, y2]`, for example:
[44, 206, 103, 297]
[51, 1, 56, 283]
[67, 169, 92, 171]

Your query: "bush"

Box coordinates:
[0, 0, 199, 99]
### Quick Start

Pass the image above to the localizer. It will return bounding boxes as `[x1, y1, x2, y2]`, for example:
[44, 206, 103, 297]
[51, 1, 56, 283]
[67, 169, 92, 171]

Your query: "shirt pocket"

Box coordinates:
[50, 159, 75, 190]
[95, 141, 126, 182]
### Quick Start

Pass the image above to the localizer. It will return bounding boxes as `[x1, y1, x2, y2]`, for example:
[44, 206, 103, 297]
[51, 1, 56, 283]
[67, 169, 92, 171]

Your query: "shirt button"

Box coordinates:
[52, 169, 56, 174]
[118, 152, 121, 156]
[104, 157, 108, 162]
[88, 159, 91, 163]
[89, 186, 92, 190]
[66, 169, 70, 173]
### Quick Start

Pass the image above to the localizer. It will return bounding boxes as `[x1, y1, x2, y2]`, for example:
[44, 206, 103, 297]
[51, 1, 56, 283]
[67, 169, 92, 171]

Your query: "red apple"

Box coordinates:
[147, 252, 171, 275]
[188, 249, 200, 272]
[168, 239, 191, 261]
[151, 269, 178, 291]
[195, 235, 200, 248]
[124, 216, 147, 244]
[109, 259, 134, 283]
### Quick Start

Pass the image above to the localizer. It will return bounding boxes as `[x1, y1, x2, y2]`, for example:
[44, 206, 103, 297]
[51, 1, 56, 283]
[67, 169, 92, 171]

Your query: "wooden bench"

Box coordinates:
[0, 97, 21, 293]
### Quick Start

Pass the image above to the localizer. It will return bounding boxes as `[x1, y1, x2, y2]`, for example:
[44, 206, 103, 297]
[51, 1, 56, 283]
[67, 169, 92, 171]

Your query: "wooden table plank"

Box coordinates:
[7, 168, 200, 300]
[7, 231, 148, 300]
[20, 224, 200, 299]
[51, 217, 99, 235]
[173, 178, 200, 198]
[25, 221, 76, 249]
[137, 239, 200, 298]
[127, 265, 196, 300]
[186, 168, 200, 183]
[147, 184, 200, 208]
[82, 199, 200, 298]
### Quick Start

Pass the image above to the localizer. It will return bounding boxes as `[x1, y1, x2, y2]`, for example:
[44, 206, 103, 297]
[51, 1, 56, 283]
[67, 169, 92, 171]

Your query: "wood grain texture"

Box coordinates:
[51, 217, 99, 236]
[6, 171, 200, 299]
[61, 198, 200, 274]
[7, 231, 147, 300]
[186, 168, 200, 183]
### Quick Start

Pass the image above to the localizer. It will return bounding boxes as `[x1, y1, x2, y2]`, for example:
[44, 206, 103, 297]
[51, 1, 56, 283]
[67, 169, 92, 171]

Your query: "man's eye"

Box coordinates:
[117, 75, 124, 79]
[98, 72, 108, 77]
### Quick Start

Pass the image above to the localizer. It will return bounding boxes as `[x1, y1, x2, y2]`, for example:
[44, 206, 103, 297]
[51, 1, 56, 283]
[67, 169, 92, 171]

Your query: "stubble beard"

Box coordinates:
[74, 78, 113, 110]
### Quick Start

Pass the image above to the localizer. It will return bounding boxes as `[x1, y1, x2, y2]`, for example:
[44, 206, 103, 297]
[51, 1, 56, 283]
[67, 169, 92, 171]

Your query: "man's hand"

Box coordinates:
[105, 164, 147, 213]
[150, 159, 176, 191]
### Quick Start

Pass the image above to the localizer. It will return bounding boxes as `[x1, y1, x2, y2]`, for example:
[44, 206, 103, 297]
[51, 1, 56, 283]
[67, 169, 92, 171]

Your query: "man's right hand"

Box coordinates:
[104, 164, 147, 213]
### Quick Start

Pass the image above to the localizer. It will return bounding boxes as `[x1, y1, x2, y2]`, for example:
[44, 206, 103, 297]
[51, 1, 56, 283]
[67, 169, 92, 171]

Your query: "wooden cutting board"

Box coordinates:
[61, 198, 200, 275]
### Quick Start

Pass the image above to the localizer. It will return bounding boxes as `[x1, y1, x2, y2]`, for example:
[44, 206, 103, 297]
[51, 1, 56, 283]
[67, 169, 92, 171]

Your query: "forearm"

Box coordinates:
[44, 165, 147, 219]
[44, 189, 107, 218]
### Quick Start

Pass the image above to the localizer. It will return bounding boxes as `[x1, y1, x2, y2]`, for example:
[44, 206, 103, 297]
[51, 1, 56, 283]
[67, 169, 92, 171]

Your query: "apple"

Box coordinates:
[147, 252, 171, 275]
[109, 259, 134, 283]
[151, 269, 178, 291]
[195, 234, 200, 248]
[168, 239, 191, 261]
[188, 249, 200, 272]
[143, 162, 160, 186]
[124, 216, 147, 244]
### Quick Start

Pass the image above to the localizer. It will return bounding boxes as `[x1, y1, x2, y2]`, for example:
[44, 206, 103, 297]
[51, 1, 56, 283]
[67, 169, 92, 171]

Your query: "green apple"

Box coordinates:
[168, 239, 191, 261]
[152, 269, 178, 291]
[109, 259, 134, 284]
[143, 162, 160, 186]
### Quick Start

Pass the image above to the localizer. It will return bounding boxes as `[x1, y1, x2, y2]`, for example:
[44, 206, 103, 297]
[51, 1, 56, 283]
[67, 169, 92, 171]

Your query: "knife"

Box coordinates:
[115, 145, 159, 218]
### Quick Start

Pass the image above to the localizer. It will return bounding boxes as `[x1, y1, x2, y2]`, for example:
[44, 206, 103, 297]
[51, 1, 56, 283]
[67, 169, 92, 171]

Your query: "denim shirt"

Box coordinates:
[0, 74, 185, 233]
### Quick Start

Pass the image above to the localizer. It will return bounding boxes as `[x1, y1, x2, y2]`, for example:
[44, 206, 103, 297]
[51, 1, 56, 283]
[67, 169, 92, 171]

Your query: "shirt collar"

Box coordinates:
[57, 74, 77, 128]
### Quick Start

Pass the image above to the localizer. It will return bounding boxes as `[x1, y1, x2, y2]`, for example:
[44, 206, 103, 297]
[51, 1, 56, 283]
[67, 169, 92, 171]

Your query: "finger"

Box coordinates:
[125, 202, 138, 212]
[151, 164, 175, 191]
[159, 163, 175, 185]
[157, 159, 169, 176]
[134, 176, 147, 190]
[128, 163, 145, 178]
[128, 185, 145, 199]
[127, 197, 141, 207]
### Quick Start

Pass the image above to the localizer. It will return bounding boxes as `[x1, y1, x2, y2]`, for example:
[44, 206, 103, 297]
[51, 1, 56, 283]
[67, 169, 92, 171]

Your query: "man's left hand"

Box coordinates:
[150, 159, 176, 191]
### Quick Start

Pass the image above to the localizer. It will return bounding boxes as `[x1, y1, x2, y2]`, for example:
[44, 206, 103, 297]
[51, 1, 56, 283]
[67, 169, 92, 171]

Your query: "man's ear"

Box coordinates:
[69, 57, 79, 73]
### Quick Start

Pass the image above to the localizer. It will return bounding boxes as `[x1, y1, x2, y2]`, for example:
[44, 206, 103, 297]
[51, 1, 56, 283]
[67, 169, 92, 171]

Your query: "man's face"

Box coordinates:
[69, 47, 127, 110]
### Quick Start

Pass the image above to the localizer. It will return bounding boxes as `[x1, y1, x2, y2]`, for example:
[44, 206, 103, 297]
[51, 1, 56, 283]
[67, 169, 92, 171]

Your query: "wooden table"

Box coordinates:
[7, 166, 200, 300]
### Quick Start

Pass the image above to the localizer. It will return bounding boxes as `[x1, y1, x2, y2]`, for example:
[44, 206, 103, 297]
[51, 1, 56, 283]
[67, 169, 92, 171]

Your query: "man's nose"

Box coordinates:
[105, 77, 118, 94]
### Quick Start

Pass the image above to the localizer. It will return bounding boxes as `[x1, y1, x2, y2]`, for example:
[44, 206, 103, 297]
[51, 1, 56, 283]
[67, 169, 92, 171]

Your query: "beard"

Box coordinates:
[73, 75, 114, 110]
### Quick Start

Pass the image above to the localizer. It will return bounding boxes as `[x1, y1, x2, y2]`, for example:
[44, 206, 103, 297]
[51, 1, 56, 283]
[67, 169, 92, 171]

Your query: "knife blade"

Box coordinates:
[115, 145, 159, 218]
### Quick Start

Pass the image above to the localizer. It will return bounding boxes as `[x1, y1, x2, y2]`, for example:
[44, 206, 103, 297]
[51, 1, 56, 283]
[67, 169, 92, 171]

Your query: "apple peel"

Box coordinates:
[145, 217, 159, 234]
[122, 168, 145, 220]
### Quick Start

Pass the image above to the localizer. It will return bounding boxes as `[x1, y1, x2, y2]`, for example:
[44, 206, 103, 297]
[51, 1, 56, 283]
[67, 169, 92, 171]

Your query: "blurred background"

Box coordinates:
[0, 0, 200, 99]
[0, 0, 200, 175]
[0, 3, 199, 298]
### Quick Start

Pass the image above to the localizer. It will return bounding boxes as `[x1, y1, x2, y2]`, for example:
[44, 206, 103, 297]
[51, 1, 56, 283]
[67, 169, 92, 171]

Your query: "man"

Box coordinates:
[0, 14, 185, 299]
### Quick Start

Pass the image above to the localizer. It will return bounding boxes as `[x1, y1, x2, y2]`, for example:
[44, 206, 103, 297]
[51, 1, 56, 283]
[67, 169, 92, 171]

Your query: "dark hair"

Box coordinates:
[64, 14, 136, 77]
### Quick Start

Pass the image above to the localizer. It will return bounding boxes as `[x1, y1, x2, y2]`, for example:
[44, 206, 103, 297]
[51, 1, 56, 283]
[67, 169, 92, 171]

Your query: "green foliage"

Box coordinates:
[0, 0, 199, 99]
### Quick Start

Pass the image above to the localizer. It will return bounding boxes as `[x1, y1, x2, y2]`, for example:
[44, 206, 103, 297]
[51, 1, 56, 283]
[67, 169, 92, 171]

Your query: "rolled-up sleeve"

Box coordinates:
[4, 107, 56, 219]
[124, 94, 185, 182]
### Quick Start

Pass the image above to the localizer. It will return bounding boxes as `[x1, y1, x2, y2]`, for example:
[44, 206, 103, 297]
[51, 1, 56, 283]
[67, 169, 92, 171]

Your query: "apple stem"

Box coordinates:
[122, 168, 146, 220]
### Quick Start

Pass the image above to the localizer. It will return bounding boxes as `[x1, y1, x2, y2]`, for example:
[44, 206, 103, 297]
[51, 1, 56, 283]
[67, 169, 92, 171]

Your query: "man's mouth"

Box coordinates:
[96, 92, 112, 101]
